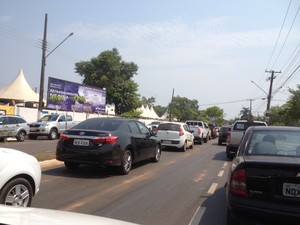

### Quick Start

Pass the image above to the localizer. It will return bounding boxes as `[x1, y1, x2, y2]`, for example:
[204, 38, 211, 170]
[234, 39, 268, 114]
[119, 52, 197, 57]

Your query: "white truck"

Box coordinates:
[186, 120, 209, 144]
[28, 114, 80, 140]
[226, 120, 267, 159]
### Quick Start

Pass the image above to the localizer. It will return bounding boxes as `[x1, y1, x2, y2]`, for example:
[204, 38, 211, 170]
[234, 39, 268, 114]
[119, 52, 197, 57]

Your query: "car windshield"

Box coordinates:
[39, 115, 59, 122]
[247, 130, 300, 157]
[159, 123, 180, 131]
[73, 119, 122, 131]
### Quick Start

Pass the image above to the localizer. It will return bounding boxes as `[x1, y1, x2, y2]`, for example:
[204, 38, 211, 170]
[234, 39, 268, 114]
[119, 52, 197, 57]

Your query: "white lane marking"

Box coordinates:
[218, 170, 224, 177]
[222, 162, 228, 168]
[189, 206, 206, 225]
[207, 183, 218, 194]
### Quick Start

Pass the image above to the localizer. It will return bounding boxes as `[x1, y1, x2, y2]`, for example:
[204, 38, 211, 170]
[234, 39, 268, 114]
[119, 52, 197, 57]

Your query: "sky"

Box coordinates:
[0, 0, 299, 120]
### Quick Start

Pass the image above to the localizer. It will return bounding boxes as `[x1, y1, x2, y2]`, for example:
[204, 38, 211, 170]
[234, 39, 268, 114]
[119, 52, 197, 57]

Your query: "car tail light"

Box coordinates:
[179, 127, 184, 136]
[227, 130, 231, 142]
[94, 136, 119, 144]
[60, 133, 71, 141]
[198, 127, 201, 135]
[230, 168, 248, 197]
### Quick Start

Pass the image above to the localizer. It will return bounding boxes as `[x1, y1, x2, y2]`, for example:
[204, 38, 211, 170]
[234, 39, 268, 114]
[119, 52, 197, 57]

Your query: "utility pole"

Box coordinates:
[169, 88, 174, 122]
[265, 70, 281, 112]
[38, 13, 48, 119]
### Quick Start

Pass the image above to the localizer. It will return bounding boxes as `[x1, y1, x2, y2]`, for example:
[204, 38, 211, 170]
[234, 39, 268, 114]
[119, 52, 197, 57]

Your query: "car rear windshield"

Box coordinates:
[159, 123, 180, 131]
[233, 122, 266, 131]
[186, 121, 203, 126]
[73, 119, 122, 131]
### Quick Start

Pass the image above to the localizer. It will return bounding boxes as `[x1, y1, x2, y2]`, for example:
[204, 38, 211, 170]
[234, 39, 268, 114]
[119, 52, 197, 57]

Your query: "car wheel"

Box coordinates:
[0, 177, 33, 207]
[64, 161, 80, 170]
[227, 209, 239, 225]
[199, 136, 203, 145]
[151, 144, 161, 162]
[16, 130, 26, 142]
[204, 137, 208, 143]
[119, 150, 132, 175]
[190, 140, 194, 149]
[218, 139, 222, 145]
[0, 137, 6, 142]
[28, 134, 37, 140]
[48, 128, 58, 140]
[182, 142, 187, 152]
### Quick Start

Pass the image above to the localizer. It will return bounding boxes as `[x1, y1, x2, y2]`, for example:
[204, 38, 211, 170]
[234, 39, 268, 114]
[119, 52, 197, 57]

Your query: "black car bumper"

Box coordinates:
[56, 142, 123, 167]
[228, 194, 300, 224]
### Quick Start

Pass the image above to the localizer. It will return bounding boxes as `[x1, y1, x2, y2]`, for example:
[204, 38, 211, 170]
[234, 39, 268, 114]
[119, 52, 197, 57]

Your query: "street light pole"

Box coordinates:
[37, 13, 73, 119]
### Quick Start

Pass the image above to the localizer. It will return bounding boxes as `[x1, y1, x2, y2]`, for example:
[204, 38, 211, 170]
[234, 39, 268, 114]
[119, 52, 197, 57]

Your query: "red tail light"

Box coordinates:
[179, 127, 184, 136]
[230, 168, 248, 197]
[60, 133, 70, 141]
[94, 136, 119, 144]
[227, 131, 231, 142]
[198, 127, 201, 135]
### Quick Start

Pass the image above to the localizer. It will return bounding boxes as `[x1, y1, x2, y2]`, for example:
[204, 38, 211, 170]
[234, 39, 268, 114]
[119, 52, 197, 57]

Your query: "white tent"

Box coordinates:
[138, 105, 160, 119]
[0, 69, 41, 103]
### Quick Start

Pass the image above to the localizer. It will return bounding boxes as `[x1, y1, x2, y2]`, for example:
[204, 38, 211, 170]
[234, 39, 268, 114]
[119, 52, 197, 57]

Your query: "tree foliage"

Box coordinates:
[169, 96, 199, 121]
[205, 106, 224, 126]
[75, 48, 141, 115]
[141, 96, 156, 107]
[153, 105, 167, 117]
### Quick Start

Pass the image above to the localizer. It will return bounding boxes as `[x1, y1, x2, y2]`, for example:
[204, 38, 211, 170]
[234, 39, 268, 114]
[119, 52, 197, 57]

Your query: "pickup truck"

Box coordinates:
[28, 114, 80, 140]
[186, 120, 209, 144]
[226, 120, 267, 159]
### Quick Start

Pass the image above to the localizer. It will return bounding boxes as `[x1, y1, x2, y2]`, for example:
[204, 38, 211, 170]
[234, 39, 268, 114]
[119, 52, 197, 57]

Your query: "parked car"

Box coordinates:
[56, 117, 161, 175]
[0, 205, 137, 225]
[226, 126, 300, 225]
[147, 120, 161, 134]
[226, 120, 267, 159]
[186, 120, 208, 144]
[157, 122, 194, 151]
[0, 147, 41, 207]
[0, 115, 29, 142]
[218, 126, 231, 145]
[29, 114, 80, 140]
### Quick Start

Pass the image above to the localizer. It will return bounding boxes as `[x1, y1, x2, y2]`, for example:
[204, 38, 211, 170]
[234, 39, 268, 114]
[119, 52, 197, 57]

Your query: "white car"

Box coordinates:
[157, 122, 194, 151]
[0, 205, 138, 225]
[0, 147, 41, 207]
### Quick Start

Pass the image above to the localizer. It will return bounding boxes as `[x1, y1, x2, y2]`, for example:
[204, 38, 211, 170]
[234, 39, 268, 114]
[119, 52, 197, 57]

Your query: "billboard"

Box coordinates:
[46, 77, 106, 113]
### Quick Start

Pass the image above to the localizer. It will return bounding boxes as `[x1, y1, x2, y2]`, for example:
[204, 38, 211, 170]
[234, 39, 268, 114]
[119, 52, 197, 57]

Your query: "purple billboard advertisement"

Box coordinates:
[46, 77, 106, 113]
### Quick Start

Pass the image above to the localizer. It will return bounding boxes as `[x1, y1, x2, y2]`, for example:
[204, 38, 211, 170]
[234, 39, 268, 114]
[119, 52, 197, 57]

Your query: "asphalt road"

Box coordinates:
[2, 138, 231, 225]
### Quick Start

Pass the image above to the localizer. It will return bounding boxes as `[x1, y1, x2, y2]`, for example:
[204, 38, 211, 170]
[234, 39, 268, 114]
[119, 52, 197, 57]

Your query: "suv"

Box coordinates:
[0, 115, 29, 142]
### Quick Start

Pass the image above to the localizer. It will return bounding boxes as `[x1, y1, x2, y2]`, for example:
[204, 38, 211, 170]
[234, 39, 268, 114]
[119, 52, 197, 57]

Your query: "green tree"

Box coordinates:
[75, 48, 141, 115]
[205, 106, 224, 126]
[141, 96, 156, 107]
[153, 105, 167, 117]
[169, 96, 199, 121]
[286, 85, 300, 124]
[240, 107, 250, 120]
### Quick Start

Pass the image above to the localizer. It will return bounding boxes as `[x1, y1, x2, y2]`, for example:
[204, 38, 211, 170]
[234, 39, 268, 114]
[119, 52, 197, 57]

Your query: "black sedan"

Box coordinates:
[226, 126, 300, 225]
[56, 117, 161, 175]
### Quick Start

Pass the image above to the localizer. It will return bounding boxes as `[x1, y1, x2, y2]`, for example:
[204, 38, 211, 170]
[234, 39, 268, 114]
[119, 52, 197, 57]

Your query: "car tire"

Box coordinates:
[28, 134, 37, 140]
[204, 137, 208, 143]
[0, 137, 6, 142]
[119, 150, 132, 175]
[182, 142, 187, 152]
[16, 130, 26, 142]
[64, 162, 80, 170]
[190, 140, 194, 149]
[151, 144, 161, 162]
[199, 136, 203, 145]
[48, 128, 58, 140]
[0, 177, 33, 207]
[218, 139, 222, 145]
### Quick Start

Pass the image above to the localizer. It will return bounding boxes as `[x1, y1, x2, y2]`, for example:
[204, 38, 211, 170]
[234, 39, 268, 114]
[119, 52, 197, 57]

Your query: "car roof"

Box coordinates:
[248, 126, 300, 132]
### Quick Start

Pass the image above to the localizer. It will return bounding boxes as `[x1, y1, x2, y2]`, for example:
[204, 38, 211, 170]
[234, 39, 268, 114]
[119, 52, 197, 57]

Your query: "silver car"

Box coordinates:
[0, 115, 29, 142]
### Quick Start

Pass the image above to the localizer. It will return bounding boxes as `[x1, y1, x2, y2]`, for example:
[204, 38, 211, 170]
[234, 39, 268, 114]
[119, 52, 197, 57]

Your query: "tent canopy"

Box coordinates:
[0, 69, 41, 103]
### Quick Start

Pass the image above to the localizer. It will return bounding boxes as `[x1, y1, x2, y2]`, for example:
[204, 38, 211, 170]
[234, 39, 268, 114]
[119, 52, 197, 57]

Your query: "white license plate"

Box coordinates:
[163, 140, 171, 144]
[73, 139, 89, 146]
[283, 183, 300, 197]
